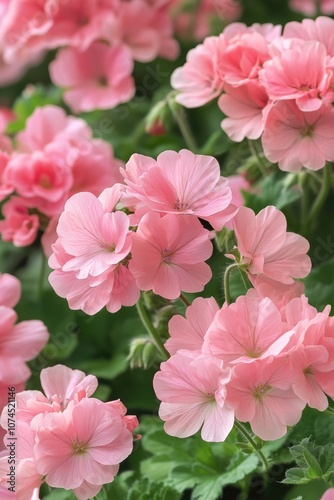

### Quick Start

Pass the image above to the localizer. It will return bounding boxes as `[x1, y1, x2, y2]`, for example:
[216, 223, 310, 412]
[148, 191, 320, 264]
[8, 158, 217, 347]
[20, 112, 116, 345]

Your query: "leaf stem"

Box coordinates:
[179, 293, 191, 307]
[309, 164, 331, 230]
[223, 263, 240, 305]
[234, 420, 269, 472]
[168, 98, 198, 152]
[136, 298, 169, 360]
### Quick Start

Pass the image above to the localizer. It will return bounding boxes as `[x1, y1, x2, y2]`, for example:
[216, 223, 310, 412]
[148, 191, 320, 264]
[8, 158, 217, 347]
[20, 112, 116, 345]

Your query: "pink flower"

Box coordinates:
[203, 291, 293, 364]
[0, 306, 49, 385]
[171, 35, 225, 107]
[231, 205, 311, 283]
[260, 41, 331, 112]
[34, 398, 134, 493]
[153, 352, 234, 442]
[226, 356, 306, 440]
[252, 275, 305, 314]
[122, 149, 236, 230]
[284, 16, 334, 58]
[129, 212, 212, 300]
[262, 100, 334, 171]
[289, 0, 334, 15]
[55, 191, 132, 279]
[165, 297, 219, 355]
[321, 489, 334, 500]
[225, 175, 251, 229]
[0, 197, 40, 247]
[107, 0, 179, 62]
[219, 82, 270, 142]
[50, 42, 135, 113]
[4, 150, 73, 216]
[0, 273, 21, 308]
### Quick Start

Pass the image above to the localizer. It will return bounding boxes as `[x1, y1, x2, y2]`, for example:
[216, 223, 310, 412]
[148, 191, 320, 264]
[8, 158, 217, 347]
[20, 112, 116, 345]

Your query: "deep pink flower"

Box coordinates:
[50, 42, 135, 113]
[153, 352, 234, 442]
[0, 197, 40, 247]
[129, 212, 212, 300]
[262, 100, 334, 171]
[231, 205, 311, 283]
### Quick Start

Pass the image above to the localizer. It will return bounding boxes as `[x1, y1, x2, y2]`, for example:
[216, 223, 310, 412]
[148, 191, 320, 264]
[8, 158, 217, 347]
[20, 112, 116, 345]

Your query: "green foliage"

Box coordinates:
[304, 257, 334, 310]
[283, 438, 334, 486]
[243, 174, 301, 213]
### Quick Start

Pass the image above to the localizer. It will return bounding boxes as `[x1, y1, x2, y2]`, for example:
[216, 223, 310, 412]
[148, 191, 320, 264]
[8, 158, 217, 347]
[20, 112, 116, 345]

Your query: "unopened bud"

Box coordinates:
[145, 100, 170, 136]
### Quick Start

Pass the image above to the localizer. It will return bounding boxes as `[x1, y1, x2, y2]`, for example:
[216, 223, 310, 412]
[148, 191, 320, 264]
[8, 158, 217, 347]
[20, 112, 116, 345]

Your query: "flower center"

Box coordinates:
[38, 174, 52, 189]
[303, 365, 314, 376]
[161, 248, 173, 263]
[174, 199, 188, 211]
[301, 124, 314, 137]
[252, 384, 271, 400]
[72, 440, 89, 455]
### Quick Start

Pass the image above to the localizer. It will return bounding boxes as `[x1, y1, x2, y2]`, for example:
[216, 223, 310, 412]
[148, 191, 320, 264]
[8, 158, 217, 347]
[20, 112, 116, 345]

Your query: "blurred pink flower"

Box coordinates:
[153, 352, 234, 442]
[129, 212, 212, 300]
[289, 0, 334, 15]
[0, 197, 40, 246]
[0, 272, 21, 308]
[50, 42, 135, 113]
[284, 16, 334, 57]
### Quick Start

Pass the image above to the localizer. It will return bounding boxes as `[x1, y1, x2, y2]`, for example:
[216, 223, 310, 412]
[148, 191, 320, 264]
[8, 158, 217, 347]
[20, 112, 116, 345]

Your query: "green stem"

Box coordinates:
[234, 420, 269, 472]
[247, 139, 267, 178]
[239, 269, 252, 292]
[38, 253, 47, 298]
[309, 164, 332, 229]
[223, 263, 240, 305]
[299, 172, 309, 235]
[179, 293, 191, 307]
[136, 298, 169, 360]
[168, 100, 198, 152]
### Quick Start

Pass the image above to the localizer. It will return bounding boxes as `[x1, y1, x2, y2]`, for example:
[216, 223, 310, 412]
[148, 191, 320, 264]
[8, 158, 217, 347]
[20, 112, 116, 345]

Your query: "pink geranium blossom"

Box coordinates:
[230, 205, 311, 283]
[284, 17, 334, 57]
[171, 35, 226, 107]
[34, 398, 134, 495]
[226, 356, 306, 440]
[219, 82, 270, 141]
[165, 297, 219, 355]
[122, 149, 236, 230]
[50, 42, 135, 113]
[129, 212, 212, 300]
[289, 0, 334, 15]
[260, 40, 331, 112]
[262, 100, 334, 171]
[203, 291, 292, 364]
[153, 352, 234, 442]
[0, 197, 40, 246]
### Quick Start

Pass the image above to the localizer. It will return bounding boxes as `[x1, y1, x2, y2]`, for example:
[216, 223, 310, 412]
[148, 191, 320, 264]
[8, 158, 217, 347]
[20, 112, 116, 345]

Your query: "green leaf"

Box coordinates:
[282, 467, 310, 485]
[243, 174, 301, 213]
[304, 257, 334, 310]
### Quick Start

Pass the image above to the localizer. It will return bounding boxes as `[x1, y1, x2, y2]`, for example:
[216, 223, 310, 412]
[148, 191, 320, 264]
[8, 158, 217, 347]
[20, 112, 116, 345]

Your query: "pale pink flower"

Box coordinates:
[0, 151, 13, 200]
[0, 197, 40, 246]
[226, 356, 306, 440]
[34, 398, 134, 493]
[0, 273, 21, 308]
[122, 149, 236, 230]
[171, 35, 225, 107]
[289, 0, 334, 15]
[165, 297, 219, 355]
[129, 212, 212, 300]
[55, 191, 132, 279]
[260, 41, 331, 112]
[107, 0, 179, 62]
[219, 82, 270, 142]
[0, 306, 49, 385]
[153, 352, 234, 442]
[262, 100, 334, 171]
[284, 17, 334, 58]
[50, 42, 135, 113]
[225, 175, 251, 229]
[252, 275, 305, 314]
[231, 205, 311, 284]
[203, 292, 292, 364]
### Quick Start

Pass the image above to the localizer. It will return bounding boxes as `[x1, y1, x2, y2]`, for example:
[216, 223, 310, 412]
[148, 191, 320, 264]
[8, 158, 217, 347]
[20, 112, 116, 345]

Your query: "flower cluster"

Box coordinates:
[0, 365, 138, 500]
[0, 272, 49, 449]
[0, 0, 179, 112]
[0, 104, 122, 250]
[48, 149, 237, 313]
[172, 16, 334, 171]
[152, 206, 333, 443]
